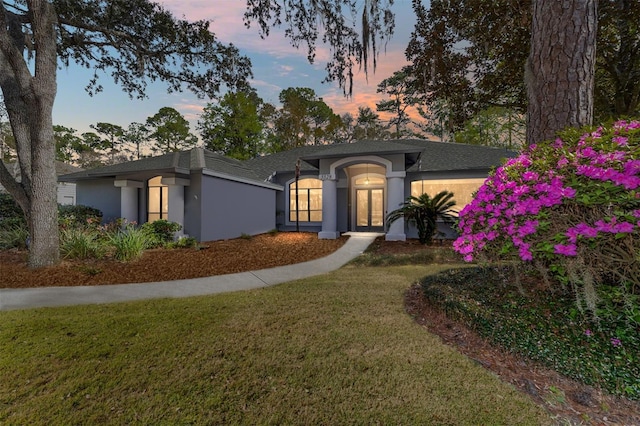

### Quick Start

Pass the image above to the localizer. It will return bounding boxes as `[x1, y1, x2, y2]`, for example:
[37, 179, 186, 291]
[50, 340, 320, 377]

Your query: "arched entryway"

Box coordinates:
[319, 155, 406, 241]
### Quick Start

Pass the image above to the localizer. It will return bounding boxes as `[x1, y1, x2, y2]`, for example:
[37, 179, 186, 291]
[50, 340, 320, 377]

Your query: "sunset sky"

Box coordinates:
[52, 0, 418, 136]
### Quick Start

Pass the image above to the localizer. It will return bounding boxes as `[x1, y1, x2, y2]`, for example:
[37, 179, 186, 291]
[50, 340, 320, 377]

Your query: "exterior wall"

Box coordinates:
[199, 175, 277, 241]
[56, 182, 76, 205]
[76, 179, 121, 223]
[336, 186, 349, 232]
[183, 173, 202, 239]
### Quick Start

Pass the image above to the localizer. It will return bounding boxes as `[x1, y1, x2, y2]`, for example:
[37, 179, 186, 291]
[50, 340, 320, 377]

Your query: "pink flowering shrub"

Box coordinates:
[454, 120, 640, 312]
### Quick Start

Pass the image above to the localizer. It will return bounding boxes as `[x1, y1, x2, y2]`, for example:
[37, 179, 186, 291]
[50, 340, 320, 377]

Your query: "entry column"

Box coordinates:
[386, 173, 406, 241]
[114, 180, 143, 225]
[318, 174, 340, 239]
[162, 177, 190, 238]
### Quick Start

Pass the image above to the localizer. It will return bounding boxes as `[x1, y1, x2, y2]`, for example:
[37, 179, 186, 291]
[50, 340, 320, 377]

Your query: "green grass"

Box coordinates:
[0, 265, 551, 425]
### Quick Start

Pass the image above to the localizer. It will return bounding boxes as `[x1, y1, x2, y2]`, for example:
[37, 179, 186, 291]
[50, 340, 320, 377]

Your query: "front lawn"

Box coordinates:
[0, 265, 550, 425]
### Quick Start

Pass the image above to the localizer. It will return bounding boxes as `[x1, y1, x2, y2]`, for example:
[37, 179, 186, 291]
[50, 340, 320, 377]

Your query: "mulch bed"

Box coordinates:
[0, 232, 347, 288]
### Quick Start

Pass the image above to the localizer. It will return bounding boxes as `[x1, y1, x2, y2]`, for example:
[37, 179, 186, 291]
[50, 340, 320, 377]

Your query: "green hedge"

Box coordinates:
[421, 266, 640, 399]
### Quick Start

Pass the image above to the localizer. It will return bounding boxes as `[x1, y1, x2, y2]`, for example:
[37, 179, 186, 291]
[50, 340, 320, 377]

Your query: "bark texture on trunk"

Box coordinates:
[526, 0, 597, 145]
[0, 1, 60, 267]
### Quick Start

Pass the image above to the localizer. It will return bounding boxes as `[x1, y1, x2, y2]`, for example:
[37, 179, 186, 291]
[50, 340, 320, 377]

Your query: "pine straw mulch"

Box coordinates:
[0, 232, 347, 288]
[2, 235, 639, 424]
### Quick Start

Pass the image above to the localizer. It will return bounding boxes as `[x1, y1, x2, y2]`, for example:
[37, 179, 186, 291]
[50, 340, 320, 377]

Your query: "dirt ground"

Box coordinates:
[1, 233, 638, 424]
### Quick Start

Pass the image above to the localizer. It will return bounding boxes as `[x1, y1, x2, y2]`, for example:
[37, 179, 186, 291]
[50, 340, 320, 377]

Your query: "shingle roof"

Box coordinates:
[243, 145, 325, 180]
[398, 139, 517, 172]
[200, 150, 265, 182]
[246, 139, 515, 177]
[60, 149, 279, 189]
[60, 141, 516, 184]
[60, 151, 187, 181]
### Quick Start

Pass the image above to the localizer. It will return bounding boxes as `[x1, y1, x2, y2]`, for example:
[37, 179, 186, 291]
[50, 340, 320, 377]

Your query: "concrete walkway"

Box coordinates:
[0, 233, 380, 311]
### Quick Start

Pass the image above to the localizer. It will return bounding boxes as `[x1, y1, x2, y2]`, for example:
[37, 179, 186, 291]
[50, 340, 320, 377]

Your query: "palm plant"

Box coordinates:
[386, 191, 457, 244]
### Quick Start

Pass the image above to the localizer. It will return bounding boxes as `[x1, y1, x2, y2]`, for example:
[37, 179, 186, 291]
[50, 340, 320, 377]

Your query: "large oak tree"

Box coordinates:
[0, 0, 251, 267]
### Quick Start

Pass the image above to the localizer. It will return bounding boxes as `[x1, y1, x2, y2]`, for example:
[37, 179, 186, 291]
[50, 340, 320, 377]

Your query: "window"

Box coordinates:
[411, 178, 486, 213]
[289, 178, 322, 222]
[148, 176, 168, 222]
[354, 176, 385, 186]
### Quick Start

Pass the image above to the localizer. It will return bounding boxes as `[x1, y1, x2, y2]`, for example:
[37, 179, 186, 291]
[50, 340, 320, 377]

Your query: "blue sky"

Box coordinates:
[52, 0, 418, 136]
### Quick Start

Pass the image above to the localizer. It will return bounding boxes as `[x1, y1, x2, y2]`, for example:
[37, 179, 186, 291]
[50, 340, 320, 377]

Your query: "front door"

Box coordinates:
[356, 188, 384, 231]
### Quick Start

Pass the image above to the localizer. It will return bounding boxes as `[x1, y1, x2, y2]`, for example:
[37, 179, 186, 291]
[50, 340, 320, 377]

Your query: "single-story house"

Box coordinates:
[1, 161, 82, 205]
[60, 139, 516, 241]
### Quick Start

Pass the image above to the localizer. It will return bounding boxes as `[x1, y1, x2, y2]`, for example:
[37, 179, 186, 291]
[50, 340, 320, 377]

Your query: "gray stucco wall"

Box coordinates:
[183, 173, 202, 239]
[199, 175, 277, 241]
[76, 179, 121, 223]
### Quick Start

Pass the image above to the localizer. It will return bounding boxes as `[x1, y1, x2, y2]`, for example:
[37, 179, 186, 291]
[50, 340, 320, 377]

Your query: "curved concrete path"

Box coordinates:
[0, 233, 380, 311]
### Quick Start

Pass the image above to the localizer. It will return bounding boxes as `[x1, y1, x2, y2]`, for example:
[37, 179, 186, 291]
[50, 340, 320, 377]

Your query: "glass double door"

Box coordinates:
[356, 188, 384, 231]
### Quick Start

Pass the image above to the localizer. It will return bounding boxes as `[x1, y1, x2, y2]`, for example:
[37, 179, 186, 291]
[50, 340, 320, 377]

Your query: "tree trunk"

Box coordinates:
[526, 0, 598, 145]
[0, 1, 60, 268]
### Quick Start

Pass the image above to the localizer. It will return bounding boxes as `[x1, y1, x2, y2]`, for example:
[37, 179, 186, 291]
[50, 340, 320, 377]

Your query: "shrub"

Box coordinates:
[58, 204, 103, 229]
[0, 222, 29, 249]
[454, 120, 640, 316]
[420, 267, 640, 399]
[109, 226, 151, 261]
[386, 191, 457, 244]
[0, 193, 25, 229]
[140, 219, 182, 247]
[167, 236, 198, 249]
[60, 228, 105, 260]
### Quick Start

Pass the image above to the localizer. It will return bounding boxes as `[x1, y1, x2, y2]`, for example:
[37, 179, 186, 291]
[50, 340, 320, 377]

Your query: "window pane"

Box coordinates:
[297, 211, 309, 222]
[149, 187, 160, 213]
[309, 189, 322, 210]
[296, 178, 322, 189]
[149, 176, 163, 186]
[410, 179, 486, 212]
[148, 213, 161, 222]
[411, 181, 424, 197]
[371, 189, 384, 226]
[310, 211, 322, 222]
[355, 176, 385, 185]
[356, 189, 368, 226]
[161, 187, 169, 214]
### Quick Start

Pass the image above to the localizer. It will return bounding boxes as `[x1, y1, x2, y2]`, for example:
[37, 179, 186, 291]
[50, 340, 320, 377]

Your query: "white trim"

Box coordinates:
[327, 155, 407, 179]
[329, 155, 393, 177]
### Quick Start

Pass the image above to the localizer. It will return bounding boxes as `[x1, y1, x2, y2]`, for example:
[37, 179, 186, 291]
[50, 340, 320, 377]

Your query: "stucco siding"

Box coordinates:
[76, 180, 121, 223]
[183, 173, 202, 240]
[199, 175, 276, 241]
[336, 187, 349, 232]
